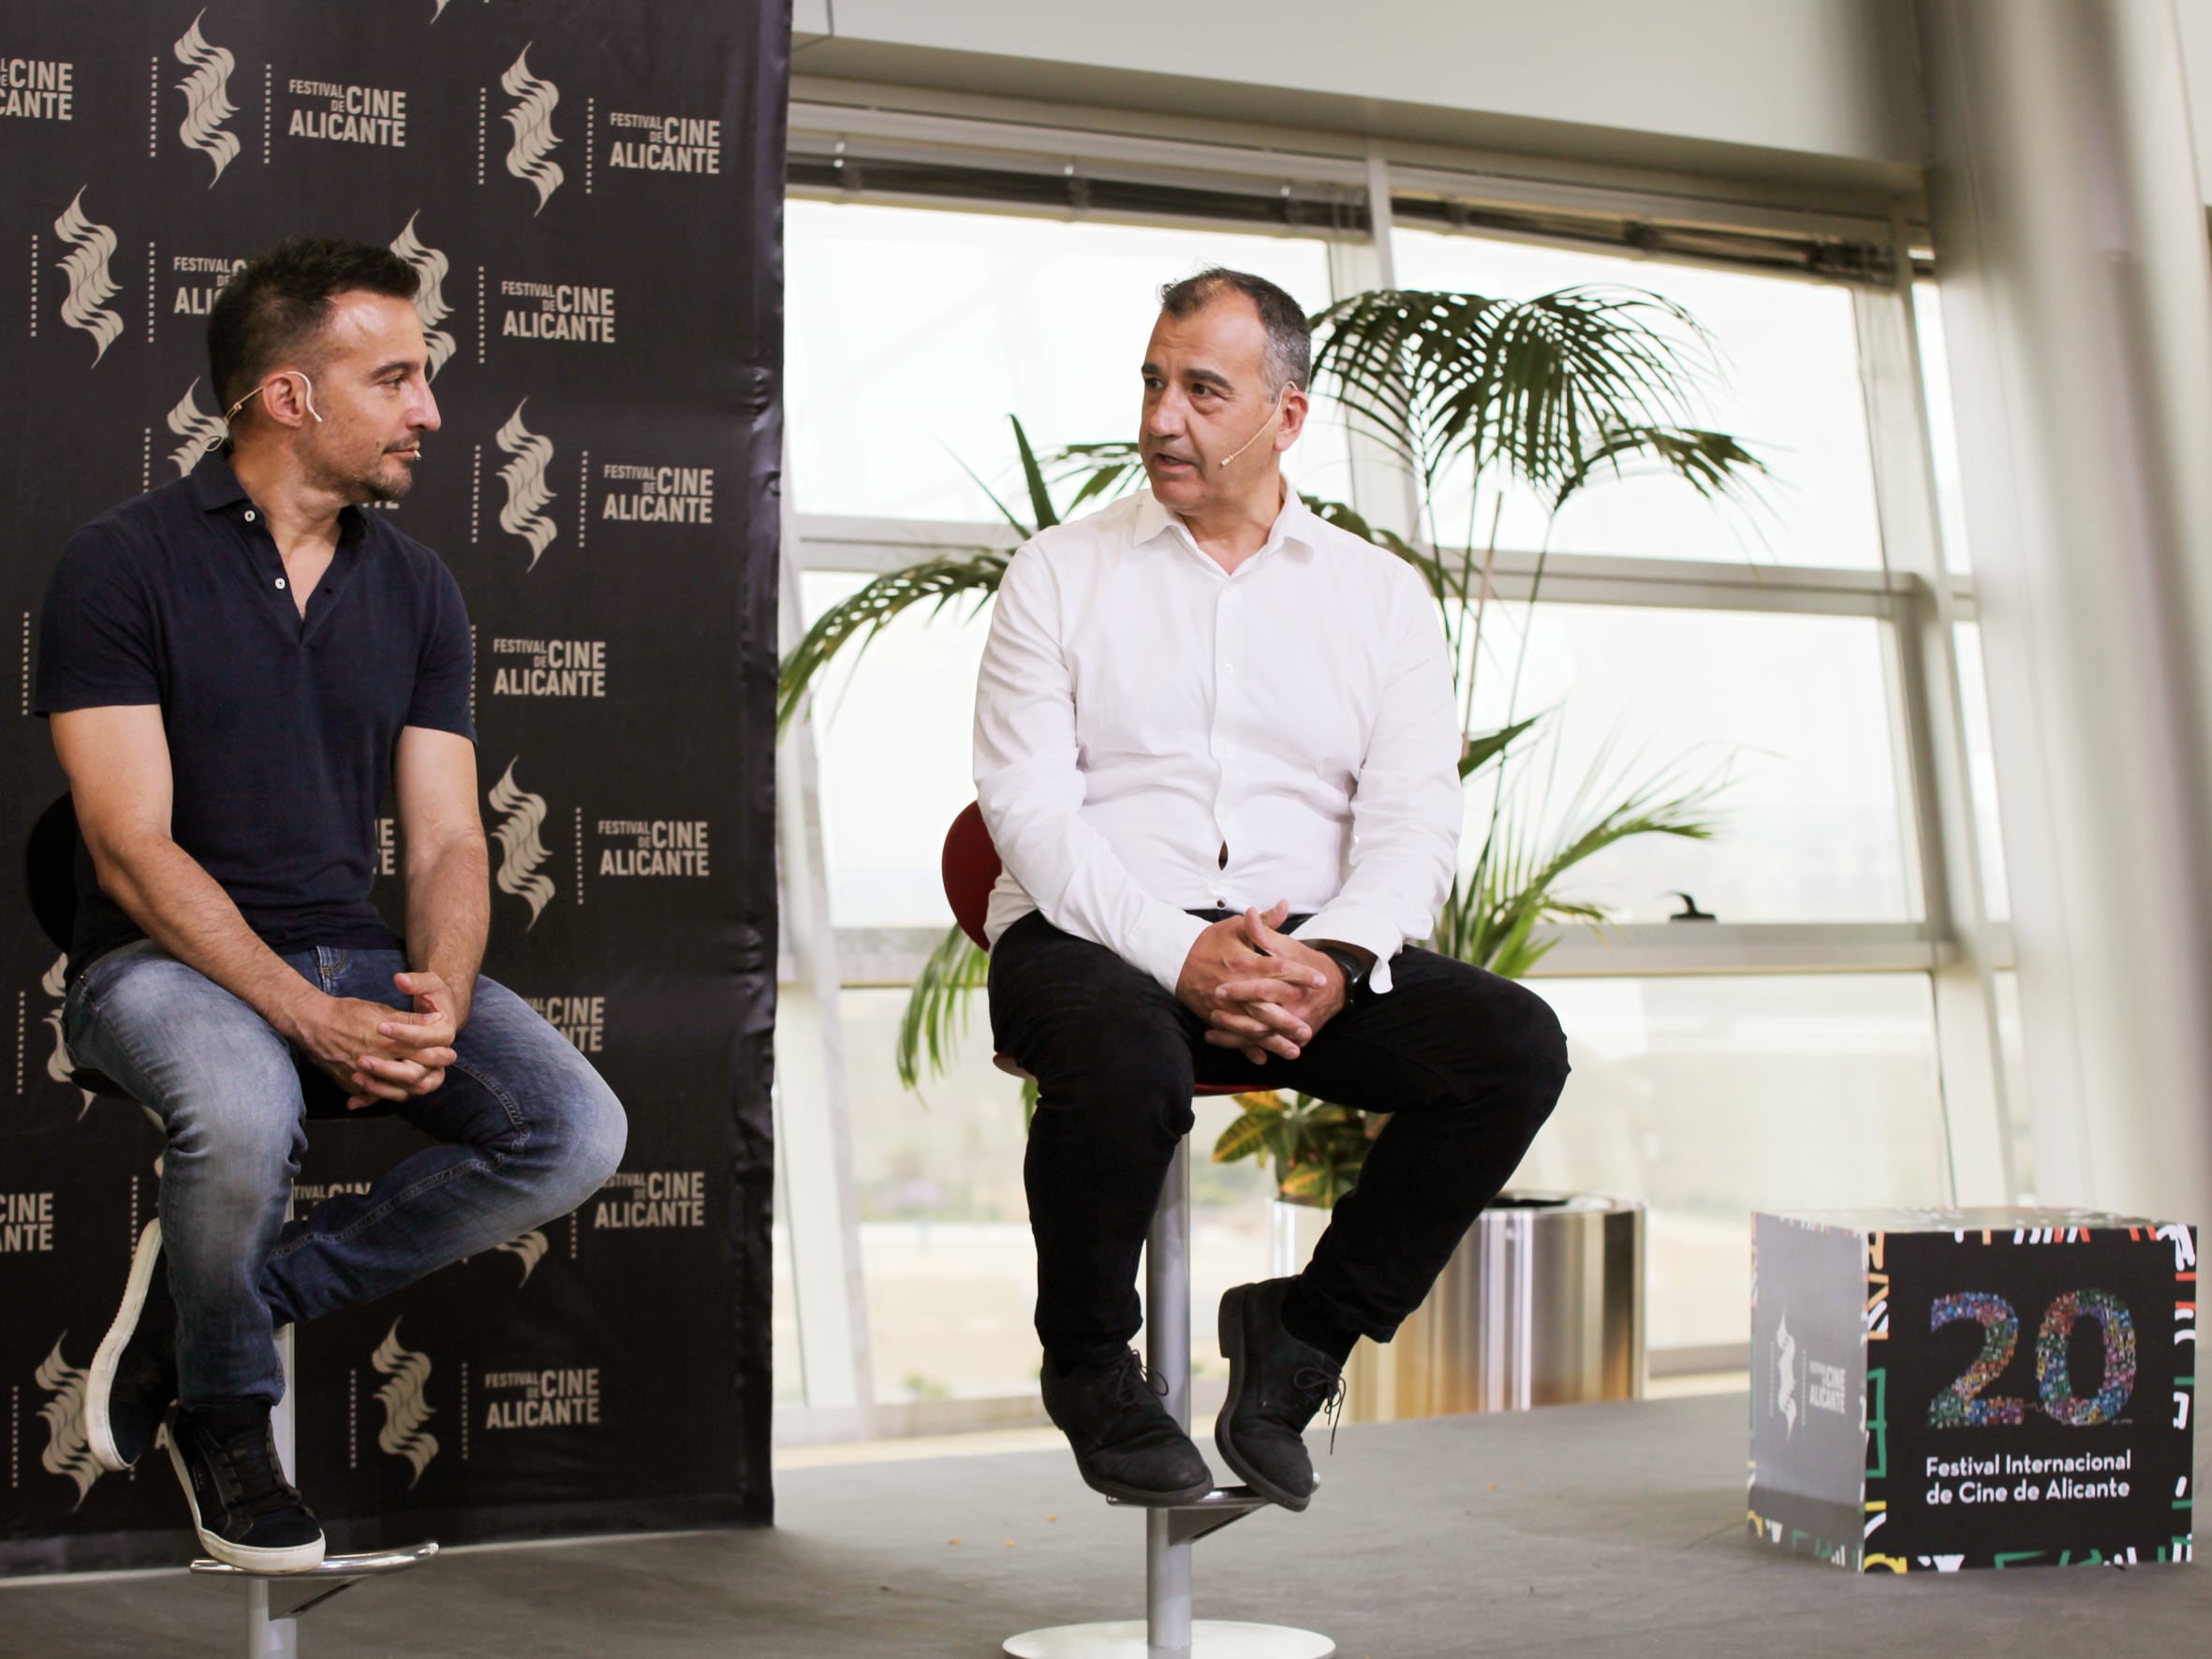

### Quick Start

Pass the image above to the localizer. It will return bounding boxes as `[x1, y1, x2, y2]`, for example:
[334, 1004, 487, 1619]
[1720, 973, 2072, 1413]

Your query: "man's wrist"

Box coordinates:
[262, 976, 325, 1045]
[1309, 943, 1371, 1008]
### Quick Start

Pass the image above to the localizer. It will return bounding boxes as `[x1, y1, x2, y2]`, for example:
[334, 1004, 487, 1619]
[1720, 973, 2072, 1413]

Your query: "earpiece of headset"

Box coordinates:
[222, 370, 325, 428]
[1217, 386, 1286, 468]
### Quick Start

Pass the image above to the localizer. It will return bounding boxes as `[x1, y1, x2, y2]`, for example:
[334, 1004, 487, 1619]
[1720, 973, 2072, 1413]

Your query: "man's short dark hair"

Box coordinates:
[1158, 267, 1311, 394]
[208, 238, 418, 412]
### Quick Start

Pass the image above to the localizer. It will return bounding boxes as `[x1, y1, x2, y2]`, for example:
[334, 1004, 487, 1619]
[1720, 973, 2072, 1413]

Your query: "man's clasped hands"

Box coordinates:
[285, 970, 466, 1110]
[1175, 903, 1366, 1066]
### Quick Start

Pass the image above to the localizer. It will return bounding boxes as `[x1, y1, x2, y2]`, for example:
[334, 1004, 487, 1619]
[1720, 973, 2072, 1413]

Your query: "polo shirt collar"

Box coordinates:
[189, 447, 368, 545]
[1133, 477, 1320, 563]
[190, 448, 250, 511]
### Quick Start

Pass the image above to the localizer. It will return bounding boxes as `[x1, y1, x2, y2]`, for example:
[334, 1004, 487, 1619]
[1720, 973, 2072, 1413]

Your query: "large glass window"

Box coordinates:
[1390, 227, 1883, 569]
[786, 200, 1345, 522]
[1913, 283, 1975, 575]
[1460, 605, 1916, 923]
[777, 186, 1999, 1420]
[1950, 620, 2012, 922]
[1525, 973, 1951, 1350]
[800, 570, 988, 928]
[836, 989, 1275, 1403]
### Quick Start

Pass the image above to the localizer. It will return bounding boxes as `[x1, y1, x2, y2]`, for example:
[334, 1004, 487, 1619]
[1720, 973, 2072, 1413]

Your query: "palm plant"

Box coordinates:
[776, 284, 1769, 1185]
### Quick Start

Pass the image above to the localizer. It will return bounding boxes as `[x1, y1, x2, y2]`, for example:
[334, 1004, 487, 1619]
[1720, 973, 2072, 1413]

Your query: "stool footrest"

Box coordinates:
[1105, 1486, 1271, 1545]
[189, 1539, 439, 1578]
[190, 1540, 437, 1621]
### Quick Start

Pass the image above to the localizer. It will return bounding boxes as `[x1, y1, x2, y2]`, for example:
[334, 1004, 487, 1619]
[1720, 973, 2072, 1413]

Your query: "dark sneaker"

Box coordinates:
[1216, 1278, 1346, 1512]
[87, 1217, 180, 1472]
[165, 1406, 326, 1573]
[1040, 1347, 1215, 1505]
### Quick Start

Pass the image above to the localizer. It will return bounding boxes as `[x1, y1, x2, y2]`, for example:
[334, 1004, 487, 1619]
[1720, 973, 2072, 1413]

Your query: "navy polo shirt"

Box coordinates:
[34, 450, 476, 980]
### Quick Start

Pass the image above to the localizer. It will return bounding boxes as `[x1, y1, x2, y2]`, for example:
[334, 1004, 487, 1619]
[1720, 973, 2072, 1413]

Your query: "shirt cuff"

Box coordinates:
[1134, 906, 1211, 996]
[1291, 906, 1407, 993]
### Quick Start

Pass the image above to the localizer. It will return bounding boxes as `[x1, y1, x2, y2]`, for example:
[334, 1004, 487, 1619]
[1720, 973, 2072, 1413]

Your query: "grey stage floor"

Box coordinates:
[4, 1392, 2206, 1658]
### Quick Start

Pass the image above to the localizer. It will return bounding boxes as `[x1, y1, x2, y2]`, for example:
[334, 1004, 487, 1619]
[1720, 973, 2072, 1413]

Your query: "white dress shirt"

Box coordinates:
[973, 485, 1463, 995]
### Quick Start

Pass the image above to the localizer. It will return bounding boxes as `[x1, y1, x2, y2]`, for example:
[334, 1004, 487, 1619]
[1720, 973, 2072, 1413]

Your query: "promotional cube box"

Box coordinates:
[1749, 1209, 2196, 1572]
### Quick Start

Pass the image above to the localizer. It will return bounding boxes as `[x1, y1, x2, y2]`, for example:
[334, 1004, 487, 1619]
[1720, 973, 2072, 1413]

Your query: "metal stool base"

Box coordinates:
[189, 1542, 440, 1620]
[1004, 1621, 1334, 1657]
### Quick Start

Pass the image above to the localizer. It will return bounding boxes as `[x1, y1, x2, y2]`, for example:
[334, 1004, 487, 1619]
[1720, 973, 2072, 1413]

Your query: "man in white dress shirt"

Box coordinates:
[974, 269, 1571, 1511]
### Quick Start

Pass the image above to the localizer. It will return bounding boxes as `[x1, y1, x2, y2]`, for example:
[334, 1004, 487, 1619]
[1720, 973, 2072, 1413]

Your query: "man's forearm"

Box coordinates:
[403, 838, 488, 1026]
[92, 835, 317, 1040]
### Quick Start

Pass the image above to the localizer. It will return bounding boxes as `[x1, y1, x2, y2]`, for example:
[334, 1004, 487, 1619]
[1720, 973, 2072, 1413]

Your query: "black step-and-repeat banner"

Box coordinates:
[0, 1, 787, 1572]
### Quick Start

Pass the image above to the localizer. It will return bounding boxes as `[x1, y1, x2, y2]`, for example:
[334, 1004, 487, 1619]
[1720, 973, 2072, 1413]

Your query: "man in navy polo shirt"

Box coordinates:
[35, 239, 627, 1572]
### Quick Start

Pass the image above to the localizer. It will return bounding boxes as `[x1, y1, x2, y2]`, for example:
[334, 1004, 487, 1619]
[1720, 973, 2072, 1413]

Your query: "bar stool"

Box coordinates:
[26, 794, 436, 1658]
[939, 804, 1334, 1659]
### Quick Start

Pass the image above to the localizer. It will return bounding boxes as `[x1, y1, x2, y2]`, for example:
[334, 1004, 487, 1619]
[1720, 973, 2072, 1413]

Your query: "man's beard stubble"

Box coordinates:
[305, 442, 419, 506]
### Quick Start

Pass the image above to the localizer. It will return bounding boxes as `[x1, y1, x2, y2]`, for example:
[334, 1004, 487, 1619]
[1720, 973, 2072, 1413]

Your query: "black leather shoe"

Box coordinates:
[166, 1405, 326, 1572]
[87, 1217, 180, 1473]
[1040, 1348, 1215, 1505]
[1216, 1278, 1346, 1512]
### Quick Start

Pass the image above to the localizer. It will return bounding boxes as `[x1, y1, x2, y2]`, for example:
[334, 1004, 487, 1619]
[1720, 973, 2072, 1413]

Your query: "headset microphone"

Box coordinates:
[222, 370, 326, 429]
[1217, 388, 1285, 467]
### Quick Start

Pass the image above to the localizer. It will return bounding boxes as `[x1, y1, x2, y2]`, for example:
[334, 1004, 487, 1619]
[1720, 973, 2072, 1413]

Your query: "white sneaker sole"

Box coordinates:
[86, 1217, 163, 1473]
[165, 1429, 325, 1574]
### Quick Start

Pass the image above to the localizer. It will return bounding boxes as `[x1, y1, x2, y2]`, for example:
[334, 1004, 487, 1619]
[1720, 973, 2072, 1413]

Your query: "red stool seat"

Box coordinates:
[943, 804, 1247, 1097]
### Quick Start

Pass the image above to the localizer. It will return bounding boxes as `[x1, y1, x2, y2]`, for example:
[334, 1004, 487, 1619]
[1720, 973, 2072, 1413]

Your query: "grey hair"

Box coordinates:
[1158, 266, 1311, 395]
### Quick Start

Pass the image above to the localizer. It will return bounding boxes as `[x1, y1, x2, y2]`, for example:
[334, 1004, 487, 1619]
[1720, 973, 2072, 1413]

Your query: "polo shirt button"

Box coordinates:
[243, 510, 256, 521]
[274, 578, 287, 590]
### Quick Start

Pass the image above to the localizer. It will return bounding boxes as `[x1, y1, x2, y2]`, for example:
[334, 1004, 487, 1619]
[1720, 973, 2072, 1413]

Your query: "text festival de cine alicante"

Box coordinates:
[1924, 1449, 2135, 1505]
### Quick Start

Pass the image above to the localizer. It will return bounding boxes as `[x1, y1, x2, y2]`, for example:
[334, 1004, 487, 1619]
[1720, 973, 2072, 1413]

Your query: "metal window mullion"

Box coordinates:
[774, 433, 878, 1429]
[833, 921, 1955, 988]
[1851, 258, 2018, 1205]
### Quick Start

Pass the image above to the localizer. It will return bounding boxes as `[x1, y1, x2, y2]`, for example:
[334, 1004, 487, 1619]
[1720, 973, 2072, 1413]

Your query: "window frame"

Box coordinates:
[770, 130, 2014, 1434]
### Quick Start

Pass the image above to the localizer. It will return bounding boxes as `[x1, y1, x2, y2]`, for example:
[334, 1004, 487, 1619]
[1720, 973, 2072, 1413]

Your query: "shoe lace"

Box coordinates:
[211, 1424, 304, 1520]
[1290, 1364, 1349, 1454]
[1108, 1347, 1170, 1409]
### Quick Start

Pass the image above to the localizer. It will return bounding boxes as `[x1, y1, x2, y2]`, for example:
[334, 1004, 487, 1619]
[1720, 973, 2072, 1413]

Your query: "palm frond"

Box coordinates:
[1551, 422, 1771, 517]
[1050, 441, 1148, 514]
[776, 552, 1010, 734]
[1461, 715, 1541, 779]
[894, 923, 991, 1091]
[1441, 741, 1729, 971]
[1308, 286, 1754, 509]
[1010, 417, 1059, 531]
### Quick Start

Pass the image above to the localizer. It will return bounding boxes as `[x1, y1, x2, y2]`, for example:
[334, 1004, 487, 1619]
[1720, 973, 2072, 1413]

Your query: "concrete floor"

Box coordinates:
[3, 1392, 2205, 1659]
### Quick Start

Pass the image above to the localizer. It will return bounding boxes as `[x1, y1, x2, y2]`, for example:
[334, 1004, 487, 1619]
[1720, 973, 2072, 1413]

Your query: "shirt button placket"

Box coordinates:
[1214, 582, 1236, 906]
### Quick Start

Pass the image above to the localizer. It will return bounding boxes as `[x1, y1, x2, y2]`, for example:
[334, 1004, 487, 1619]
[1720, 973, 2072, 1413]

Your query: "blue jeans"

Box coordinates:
[64, 941, 627, 1409]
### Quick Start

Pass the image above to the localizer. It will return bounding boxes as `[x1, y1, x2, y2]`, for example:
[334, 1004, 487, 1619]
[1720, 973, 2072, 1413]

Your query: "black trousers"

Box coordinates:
[988, 910, 1571, 1367]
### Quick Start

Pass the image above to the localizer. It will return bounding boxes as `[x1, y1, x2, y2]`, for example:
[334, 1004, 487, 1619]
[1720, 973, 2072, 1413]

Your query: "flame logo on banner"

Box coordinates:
[494, 400, 558, 568]
[432, 0, 452, 18]
[166, 380, 227, 477]
[173, 10, 241, 187]
[52, 189, 122, 367]
[499, 46, 565, 213]
[488, 758, 556, 927]
[390, 213, 455, 380]
[39, 952, 94, 1118]
[494, 1229, 550, 1285]
[370, 1319, 439, 1489]
[35, 1337, 104, 1509]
